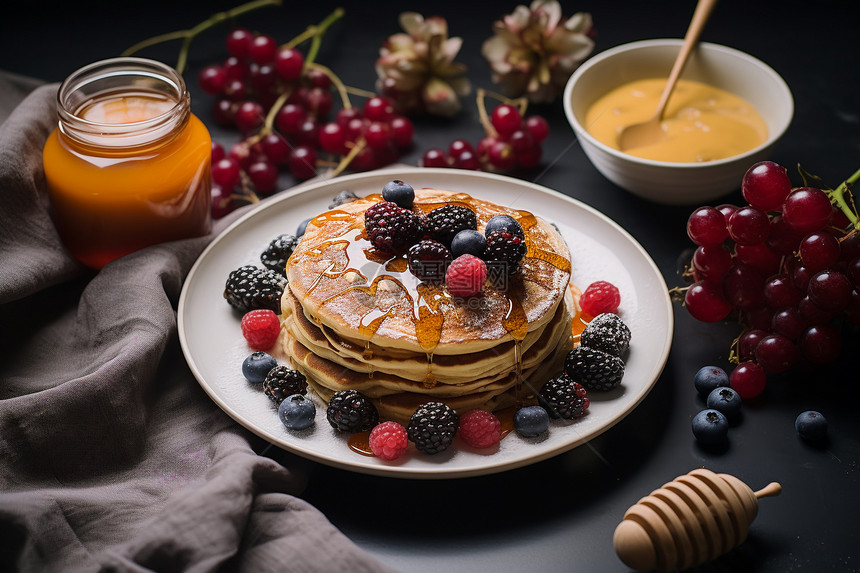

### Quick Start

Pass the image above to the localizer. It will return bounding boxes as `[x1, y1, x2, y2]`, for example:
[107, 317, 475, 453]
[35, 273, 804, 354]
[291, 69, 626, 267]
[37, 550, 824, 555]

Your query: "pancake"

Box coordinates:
[285, 189, 571, 354]
[280, 188, 577, 423]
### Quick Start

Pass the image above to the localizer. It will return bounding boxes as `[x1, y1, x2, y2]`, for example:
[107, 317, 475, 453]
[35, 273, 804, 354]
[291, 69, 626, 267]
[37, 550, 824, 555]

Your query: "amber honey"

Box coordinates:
[43, 58, 212, 269]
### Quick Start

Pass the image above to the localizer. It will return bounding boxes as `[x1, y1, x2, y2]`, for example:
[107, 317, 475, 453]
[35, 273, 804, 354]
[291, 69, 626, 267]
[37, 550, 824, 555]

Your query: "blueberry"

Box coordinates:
[296, 217, 312, 237]
[484, 214, 524, 240]
[694, 365, 729, 397]
[795, 410, 828, 441]
[242, 351, 278, 384]
[451, 229, 487, 258]
[381, 179, 414, 208]
[706, 387, 742, 421]
[514, 405, 550, 437]
[279, 394, 316, 430]
[329, 189, 359, 208]
[691, 409, 729, 444]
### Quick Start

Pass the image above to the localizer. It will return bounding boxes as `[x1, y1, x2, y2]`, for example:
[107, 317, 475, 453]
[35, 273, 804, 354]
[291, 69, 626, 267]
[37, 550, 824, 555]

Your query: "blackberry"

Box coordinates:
[326, 389, 379, 432]
[485, 230, 527, 275]
[564, 346, 625, 392]
[407, 239, 452, 281]
[422, 204, 478, 247]
[263, 366, 308, 404]
[381, 179, 415, 208]
[224, 265, 286, 313]
[260, 233, 298, 277]
[538, 374, 587, 420]
[407, 401, 459, 454]
[364, 201, 422, 253]
[580, 313, 631, 357]
[329, 189, 359, 208]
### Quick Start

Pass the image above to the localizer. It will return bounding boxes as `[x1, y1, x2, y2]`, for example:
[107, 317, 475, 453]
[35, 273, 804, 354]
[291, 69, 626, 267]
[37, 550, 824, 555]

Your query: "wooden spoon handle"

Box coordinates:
[653, 0, 719, 119]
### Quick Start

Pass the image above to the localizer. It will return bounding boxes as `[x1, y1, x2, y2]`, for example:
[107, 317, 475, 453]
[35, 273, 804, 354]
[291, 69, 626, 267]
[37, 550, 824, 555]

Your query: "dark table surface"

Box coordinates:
[3, 0, 859, 571]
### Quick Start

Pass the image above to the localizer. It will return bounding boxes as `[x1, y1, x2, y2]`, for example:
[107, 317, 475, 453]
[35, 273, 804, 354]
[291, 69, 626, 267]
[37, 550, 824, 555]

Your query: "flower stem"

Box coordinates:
[121, 0, 283, 73]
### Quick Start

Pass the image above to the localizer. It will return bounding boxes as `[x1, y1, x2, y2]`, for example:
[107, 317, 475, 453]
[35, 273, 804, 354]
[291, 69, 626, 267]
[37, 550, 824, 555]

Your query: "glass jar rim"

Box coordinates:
[57, 56, 190, 146]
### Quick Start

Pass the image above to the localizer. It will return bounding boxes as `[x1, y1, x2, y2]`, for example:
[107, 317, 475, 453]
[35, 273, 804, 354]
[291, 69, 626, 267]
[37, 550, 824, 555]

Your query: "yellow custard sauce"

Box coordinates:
[584, 78, 768, 162]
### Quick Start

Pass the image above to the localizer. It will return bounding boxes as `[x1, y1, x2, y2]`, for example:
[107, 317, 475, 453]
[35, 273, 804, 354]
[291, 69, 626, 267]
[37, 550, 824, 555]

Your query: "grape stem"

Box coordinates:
[830, 166, 860, 230]
[121, 0, 283, 74]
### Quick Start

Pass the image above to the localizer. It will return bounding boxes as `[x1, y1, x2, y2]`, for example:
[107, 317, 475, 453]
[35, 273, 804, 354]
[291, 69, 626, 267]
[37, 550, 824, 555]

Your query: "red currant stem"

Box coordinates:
[306, 62, 352, 109]
[121, 0, 283, 74]
[330, 138, 367, 177]
[237, 171, 261, 203]
[281, 7, 344, 62]
[476, 89, 498, 139]
[344, 86, 377, 99]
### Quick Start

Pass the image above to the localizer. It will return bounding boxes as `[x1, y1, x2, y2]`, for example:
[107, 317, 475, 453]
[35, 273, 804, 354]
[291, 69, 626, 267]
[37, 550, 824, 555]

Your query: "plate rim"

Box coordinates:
[178, 167, 674, 479]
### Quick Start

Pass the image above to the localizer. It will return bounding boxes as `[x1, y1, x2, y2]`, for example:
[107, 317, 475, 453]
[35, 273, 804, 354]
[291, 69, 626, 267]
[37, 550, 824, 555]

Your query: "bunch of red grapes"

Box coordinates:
[421, 103, 549, 172]
[197, 28, 415, 217]
[683, 161, 859, 399]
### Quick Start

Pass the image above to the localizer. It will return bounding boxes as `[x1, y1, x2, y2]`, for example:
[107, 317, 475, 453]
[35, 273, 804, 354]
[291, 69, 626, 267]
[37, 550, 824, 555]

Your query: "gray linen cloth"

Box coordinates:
[0, 74, 397, 573]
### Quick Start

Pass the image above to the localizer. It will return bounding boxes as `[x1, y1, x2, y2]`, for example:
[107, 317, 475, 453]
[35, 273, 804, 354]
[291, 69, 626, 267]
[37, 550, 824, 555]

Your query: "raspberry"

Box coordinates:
[224, 265, 286, 313]
[579, 280, 621, 316]
[457, 409, 502, 449]
[240, 309, 281, 350]
[368, 421, 409, 461]
[408, 239, 452, 281]
[445, 254, 487, 298]
[260, 234, 298, 277]
[364, 201, 422, 253]
[485, 230, 527, 275]
[263, 366, 307, 403]
[422, 204, 478, 247]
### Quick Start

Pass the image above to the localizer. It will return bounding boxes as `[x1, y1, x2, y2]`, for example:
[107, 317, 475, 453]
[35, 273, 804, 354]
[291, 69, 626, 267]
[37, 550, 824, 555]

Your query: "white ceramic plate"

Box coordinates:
[178, 167, 673, 479]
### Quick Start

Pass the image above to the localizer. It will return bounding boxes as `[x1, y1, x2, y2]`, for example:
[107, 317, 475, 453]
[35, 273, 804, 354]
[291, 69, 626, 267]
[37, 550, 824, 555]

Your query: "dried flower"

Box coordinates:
[375, 12, 471, 117]
[482, 1, 595, 103]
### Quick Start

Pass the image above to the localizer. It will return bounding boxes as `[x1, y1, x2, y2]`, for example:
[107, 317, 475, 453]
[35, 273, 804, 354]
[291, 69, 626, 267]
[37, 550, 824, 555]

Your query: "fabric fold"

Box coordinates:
[0, 74, 396, 573]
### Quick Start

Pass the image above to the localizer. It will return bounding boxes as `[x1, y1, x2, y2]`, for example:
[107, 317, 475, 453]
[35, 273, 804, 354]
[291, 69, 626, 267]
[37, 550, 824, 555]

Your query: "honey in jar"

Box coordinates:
[43, 57, 212, 269]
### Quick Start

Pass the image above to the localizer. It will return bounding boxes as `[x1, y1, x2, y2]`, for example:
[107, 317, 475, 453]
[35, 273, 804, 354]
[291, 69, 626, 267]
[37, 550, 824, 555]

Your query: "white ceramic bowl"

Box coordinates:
[563, 39, 793, 205]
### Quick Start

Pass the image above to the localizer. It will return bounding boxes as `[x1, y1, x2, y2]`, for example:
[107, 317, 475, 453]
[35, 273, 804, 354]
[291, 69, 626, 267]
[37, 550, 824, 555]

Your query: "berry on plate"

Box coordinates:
[381, 179, 414, 208]
[263, 366, 308, 403]
[458, 409, 502, 449]
[564, 346, 625, 392]
[369, 421, 410, 461]
[278, 394, 316, 431]
[241, 351, 278, 384]
[580, 313, 631, 357]
[513, 405, 550, 437]
[579, 280, 621, 316]
[446, 254, 487, 298]
[407, 402, 459, 455]
[224, 265, 286, 313]
[538, 374, 587, 420]
[240, 309, 281, 350]
[326, 389, 379, 433]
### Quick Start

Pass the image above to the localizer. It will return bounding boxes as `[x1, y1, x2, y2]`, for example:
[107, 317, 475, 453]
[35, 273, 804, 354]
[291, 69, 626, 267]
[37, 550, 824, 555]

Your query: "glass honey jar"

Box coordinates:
[43, 57, 212, 269]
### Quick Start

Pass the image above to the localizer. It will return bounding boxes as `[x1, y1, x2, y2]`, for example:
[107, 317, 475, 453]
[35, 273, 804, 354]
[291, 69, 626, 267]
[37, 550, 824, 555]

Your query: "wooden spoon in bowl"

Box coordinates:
[617, 0, 719, 152]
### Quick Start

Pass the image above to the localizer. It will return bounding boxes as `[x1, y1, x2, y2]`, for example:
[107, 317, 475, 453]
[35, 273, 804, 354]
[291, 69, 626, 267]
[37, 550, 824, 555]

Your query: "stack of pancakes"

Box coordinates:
[281, 188, 576, 425]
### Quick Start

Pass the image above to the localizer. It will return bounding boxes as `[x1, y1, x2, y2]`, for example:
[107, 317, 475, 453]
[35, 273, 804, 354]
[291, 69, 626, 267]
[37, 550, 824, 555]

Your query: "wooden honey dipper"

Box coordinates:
[613, 468, 782, 572]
